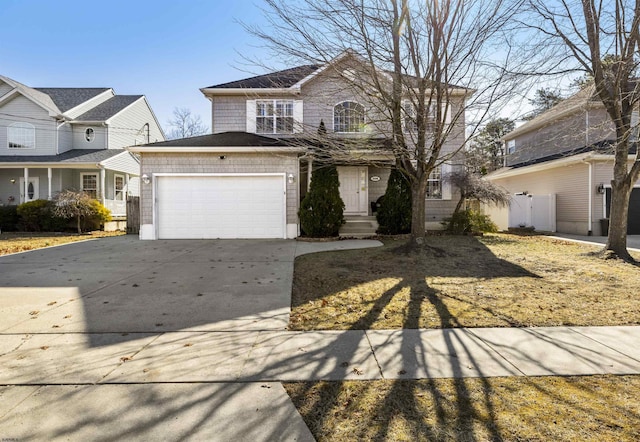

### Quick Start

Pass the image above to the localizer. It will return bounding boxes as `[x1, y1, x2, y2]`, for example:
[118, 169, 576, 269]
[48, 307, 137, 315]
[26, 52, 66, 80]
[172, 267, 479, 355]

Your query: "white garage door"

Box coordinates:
[156, 175, 285, 239]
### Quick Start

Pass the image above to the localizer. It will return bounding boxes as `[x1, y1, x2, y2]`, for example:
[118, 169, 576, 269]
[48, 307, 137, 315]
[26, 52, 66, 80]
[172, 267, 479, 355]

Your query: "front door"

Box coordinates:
[19, 177, 40, 203]
[337, 166, 368, 215]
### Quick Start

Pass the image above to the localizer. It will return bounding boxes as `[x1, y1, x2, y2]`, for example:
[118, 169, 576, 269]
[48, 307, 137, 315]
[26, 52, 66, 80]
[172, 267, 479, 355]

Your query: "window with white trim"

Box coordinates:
[334, 101, 365, 133]
[8, 122, 35, 149]
[256, 100, 294, 134]
[506, 139, 516, 154]
[402, 101, 446, 132]
[426, 166, 442, 199]
[85, 127, 95, 142]
[81, 173, 98, 199]
[114, 174, 125, 201]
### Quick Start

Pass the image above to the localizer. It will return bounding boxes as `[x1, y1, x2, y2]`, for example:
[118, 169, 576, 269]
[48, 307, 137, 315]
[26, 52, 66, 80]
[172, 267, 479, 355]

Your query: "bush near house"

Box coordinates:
[0, 206, 19, 232]
[299, 165, 345, 237]
[51, 191, 112, 234]
[16, 200, 67, 232]
[376, 168, 412, 234]
[443, 209, 498, 234]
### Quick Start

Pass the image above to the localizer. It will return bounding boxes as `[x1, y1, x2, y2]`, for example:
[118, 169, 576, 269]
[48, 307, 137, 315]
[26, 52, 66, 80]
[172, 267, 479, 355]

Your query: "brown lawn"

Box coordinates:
[0, 231, 125, 256]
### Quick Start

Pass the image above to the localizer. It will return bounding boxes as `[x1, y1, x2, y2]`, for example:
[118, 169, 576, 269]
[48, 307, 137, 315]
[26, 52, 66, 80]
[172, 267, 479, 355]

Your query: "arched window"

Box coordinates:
[8, 122, 35, 149]
[333, 101, 365, 133]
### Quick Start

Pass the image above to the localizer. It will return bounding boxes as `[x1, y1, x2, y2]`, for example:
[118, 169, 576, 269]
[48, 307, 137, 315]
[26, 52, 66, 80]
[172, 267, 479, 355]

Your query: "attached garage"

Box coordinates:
[129, 132, 302, 240]
[156, 174, 286, 239]
[605, 187, 640, 234]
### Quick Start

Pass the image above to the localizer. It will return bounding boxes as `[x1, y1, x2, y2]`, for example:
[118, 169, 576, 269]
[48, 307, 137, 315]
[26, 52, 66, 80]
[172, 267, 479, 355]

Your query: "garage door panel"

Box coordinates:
[157, 175, 285, 239]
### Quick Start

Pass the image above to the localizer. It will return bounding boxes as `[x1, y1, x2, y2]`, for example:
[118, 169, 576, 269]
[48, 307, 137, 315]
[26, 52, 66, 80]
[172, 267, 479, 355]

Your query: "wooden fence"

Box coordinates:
[126, 196, 140, 234]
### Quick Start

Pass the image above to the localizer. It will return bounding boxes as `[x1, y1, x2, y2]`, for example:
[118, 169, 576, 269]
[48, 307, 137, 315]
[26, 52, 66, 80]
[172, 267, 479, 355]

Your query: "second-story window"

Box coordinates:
[334, 101, 365, 133]
[8, 122, 35, 149]
[506, 139, 516, 154]
[256, 100, 294, 134]
[426, 166, 442, 199]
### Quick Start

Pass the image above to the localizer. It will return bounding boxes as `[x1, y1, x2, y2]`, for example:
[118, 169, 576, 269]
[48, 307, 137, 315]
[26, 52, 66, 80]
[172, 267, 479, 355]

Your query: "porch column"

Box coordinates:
[100, 168, 106, 205]
[23, 168, 29, 203]
[307, 157, 313, 192]
[47, 168, 53, 200]
[125, 174, 130, 196]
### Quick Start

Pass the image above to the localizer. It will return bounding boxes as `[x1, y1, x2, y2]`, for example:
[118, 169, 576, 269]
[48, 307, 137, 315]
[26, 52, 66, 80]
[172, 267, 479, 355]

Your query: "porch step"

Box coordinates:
[339, 216, 378, 238]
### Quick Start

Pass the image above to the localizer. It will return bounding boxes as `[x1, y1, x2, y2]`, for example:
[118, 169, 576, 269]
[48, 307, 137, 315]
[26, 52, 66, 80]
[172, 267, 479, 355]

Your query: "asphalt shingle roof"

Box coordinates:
[74, 95, 142, 121]
[35, 88, 111, 113]
[0, 149, 126, 164]
[207, 65, 322, 89]
[141, 132, 288, 147]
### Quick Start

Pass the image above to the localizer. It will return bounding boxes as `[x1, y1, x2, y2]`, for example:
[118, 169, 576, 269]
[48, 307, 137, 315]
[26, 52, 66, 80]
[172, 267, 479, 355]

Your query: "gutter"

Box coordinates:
[200, 87, 302, 96]
[127, 146, 305, 154]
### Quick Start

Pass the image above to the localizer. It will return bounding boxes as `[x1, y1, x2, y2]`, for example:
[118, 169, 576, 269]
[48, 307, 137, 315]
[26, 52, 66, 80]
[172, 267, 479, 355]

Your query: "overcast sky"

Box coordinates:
[0, 0, 274, 133]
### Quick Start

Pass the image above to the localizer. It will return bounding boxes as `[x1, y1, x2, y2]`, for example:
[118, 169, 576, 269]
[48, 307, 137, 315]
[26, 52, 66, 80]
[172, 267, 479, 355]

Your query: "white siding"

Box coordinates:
[101, 152, 140, 175]
[107, 98, 165, 148]
[0, 95, 57, 156]
[63, 90, 114, 119]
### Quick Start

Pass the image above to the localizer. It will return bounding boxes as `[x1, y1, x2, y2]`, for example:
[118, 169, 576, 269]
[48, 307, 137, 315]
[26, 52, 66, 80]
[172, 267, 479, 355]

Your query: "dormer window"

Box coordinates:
[85, 127, 95, 142]
[334, 101, 365, 133]
[8, 122, 35, 149]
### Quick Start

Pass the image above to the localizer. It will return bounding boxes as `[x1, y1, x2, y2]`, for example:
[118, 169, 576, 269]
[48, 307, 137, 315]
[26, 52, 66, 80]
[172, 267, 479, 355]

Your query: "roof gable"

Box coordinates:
[206, 65, 322, 89]
[74, 95, 143, 122]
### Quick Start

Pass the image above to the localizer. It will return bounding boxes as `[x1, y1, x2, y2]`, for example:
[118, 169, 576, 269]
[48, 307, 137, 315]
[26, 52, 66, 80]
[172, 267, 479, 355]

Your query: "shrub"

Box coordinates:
[16, 199, 70, 232]
[298, 165, 345, 237]
[52, 190, 111, 233]
[0, 206, 19, 232]
[443, 209, 498, 234]
[376, 168, 412, 234]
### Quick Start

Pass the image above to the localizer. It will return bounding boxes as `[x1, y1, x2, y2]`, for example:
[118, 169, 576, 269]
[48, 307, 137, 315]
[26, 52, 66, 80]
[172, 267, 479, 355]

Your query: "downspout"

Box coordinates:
[585, 109, 592, 236]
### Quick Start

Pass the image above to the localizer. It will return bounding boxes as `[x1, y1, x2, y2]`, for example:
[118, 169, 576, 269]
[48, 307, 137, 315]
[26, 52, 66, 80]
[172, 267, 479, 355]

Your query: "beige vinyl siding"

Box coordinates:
[107, 98, 164, 148]
[63, 90, 114, 119]
[72, 124, 108, 149]
[0, 95, 57, 155]
[491, 163, 589, 234]
[101, 152, 140, 176]
[58, 123, 73, 153]
[140, 152, 299, 226]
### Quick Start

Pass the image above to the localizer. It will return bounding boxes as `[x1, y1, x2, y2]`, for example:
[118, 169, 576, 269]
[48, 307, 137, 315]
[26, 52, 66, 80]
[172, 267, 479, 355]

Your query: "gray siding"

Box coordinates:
[58, 123, 73, 153]
[0, 81, 13, 98]
[0, 95, 57, 156]
[102, 152, 140, 175]
[140, 152, 299, 225]
[72, 124, 108, 150]
[506, 108, 615, 166]
[211, 96, 248, 133]
[108, 98, 164, 148]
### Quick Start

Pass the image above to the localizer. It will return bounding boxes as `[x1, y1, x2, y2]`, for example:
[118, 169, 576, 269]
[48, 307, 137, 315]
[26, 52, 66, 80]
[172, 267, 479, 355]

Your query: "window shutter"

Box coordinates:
[246, 100, 257, 133]
[441, 163, 452, 200]
[293, 100, 304, 133]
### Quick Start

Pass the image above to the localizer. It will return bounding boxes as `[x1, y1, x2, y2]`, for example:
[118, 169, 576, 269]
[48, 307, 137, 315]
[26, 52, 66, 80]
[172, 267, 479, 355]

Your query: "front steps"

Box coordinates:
[339, 215, 378, 238]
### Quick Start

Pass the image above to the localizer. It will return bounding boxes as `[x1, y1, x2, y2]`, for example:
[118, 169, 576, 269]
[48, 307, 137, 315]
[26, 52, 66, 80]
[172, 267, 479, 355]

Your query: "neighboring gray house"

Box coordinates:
[485, 84, 640, 235]
[131, 51, 471, 240]
[0, 74, 165, 216]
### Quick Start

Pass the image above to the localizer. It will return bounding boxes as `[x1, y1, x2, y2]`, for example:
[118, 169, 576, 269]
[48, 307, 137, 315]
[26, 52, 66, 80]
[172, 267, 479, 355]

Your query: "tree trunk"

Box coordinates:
[76, 216, 82, 234]
[410, 178, 428, 245]
[603, 178, 632, 260]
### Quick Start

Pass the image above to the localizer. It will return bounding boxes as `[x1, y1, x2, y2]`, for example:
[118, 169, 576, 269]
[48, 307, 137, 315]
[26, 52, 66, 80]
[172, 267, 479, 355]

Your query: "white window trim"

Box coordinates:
[401, 100, 451, 132]
[333, 101, 366, 133]
[506, 139, 516, 154]
[426, 165, 443, 200]
[80, 172, 99, 198]
[114, 174, 125, 201]
[85, 127, 95, 143]
[254, 99, 296, 135]
[8, 122, 36, 149]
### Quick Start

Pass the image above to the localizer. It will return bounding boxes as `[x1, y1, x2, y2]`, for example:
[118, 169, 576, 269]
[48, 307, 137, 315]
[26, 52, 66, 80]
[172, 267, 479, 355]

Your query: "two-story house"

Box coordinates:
[0, 74, 165, 217]
[130, 51, 470, 240]
[485, 83, 640, 235]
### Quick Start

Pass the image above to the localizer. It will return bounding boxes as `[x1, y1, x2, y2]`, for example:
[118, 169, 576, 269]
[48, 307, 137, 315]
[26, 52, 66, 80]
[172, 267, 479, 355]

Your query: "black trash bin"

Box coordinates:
[600, 218, 609, 236]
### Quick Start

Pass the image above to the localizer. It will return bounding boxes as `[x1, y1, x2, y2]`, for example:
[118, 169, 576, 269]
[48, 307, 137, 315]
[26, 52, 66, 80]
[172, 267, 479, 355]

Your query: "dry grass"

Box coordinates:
[285, 375, 640, 441]
[0, 231, 125, 256]
[290, 234, 640, 330]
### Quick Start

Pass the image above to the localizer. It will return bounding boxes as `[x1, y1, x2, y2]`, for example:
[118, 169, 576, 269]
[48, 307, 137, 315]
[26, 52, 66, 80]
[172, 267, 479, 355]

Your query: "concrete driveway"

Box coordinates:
[0, 236, 301, 339]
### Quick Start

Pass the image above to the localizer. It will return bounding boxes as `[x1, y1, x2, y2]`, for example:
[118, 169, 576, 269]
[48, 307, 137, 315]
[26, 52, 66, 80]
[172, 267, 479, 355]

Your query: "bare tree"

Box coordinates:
[527, 0, 640, 261]
[166, 107, 209, 140]
[51, 190, 96, 234]
[444, 170, 511, 215]
[247, 0, 525, 245]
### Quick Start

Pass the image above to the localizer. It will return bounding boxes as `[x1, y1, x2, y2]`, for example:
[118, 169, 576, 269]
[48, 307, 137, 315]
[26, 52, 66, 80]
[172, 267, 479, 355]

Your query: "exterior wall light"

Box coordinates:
[9, 179, 16, 184]
[141, 174, 151, 185]
[596, 183, 605, 194]
[288, 173, 295, 184]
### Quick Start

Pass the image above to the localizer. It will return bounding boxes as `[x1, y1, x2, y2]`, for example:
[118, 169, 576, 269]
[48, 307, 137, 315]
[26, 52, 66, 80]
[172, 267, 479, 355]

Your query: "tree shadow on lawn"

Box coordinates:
[285, 236, 638, 441]
[291, 235, 540, 330]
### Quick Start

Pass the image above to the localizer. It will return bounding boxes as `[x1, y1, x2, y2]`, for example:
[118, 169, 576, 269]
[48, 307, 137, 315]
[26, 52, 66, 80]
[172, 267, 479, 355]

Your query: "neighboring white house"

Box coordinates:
[485, 84, 640, 235]
[131, 51, 473, 240]
[0, 74, 165, 216]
